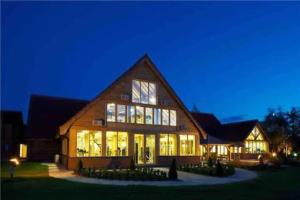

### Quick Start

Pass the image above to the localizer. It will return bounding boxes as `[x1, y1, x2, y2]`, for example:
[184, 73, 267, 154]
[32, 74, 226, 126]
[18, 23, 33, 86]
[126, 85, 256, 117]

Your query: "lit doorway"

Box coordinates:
[134, 134, 155, 165]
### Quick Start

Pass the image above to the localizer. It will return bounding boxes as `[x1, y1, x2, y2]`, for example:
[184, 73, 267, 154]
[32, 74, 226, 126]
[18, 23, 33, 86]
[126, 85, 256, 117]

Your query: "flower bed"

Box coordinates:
[178, 163, 235, 177]
[81, 167, 168, 181]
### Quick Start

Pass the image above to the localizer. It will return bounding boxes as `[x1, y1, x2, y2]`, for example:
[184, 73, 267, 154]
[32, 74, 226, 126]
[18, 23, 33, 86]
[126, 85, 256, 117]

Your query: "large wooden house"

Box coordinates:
[59, 55, 205, 170]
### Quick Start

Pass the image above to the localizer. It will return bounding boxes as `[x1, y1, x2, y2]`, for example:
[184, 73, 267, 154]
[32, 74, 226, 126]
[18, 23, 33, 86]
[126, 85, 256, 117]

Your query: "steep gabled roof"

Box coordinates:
[26, 94, 89, 139]
[191, 112, 221, 135]
[191, 112, 269, 144]
[59, 54, 206, 138]
[221, 120, 260, 142]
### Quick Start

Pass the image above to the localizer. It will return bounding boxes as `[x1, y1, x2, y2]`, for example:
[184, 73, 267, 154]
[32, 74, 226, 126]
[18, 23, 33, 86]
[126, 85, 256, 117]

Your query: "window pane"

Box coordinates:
[162, 109, 169, 125]
[145, 107, 153, 124]
[106, 131, 117, 156]
[132, 80, 140, 103]
[168, 134, 177, 156]
[154, 108, 161, 125]
[136, 106, 144, 124]
[149, 83, 156, 105]
[134, 134, 144, 164]
[107, 103, 116, 122]
[141, 81, 149, 104]
[187, 135, 195, 155]
[118, 132, 128, 156]
[127, 105, 135, 123]
[170, 110, 176, 126]
[145, 135, 155, 164]
[77, 130, 89, 157]
[180, 135, 195, 156]
[117, 105, 126, 123]
[89, 131, 102, 156]
[160, 134, 168, 156]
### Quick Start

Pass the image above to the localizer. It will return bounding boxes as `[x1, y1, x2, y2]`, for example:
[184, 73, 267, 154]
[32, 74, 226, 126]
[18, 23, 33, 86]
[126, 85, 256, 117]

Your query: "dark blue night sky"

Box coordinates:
[2, 2, 300, 123]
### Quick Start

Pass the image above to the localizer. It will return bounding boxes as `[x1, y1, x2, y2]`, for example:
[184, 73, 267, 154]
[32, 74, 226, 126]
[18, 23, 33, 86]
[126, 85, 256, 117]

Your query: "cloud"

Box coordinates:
[220, 115, 246, 123]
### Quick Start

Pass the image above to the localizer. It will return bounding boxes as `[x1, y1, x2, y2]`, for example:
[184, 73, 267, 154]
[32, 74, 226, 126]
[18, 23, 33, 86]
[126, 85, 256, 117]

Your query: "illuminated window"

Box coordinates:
[154, 108, 161, 125]
[19, 144, 27, 158]
[180, 135, 195, 156]
[107, 103, 116, 122]
[149, 83, 156, 105]
[127, 105, 135, 123]
[217, 145, 227, 155]
[145, 107, 153, 124]
[136, 106, 144, 124]
[117, 105, 126, 123]
[245, 126, 267, 153]
[77, 130, 102, 157]
[160, 134, 177, 156]
[106, 131, 128, 156]
[170, 110, 176, 126]
[132, 80, 141, 103]
[141, 81, 149, 104]
[162, 109, 169, 125]
[132, 80, 156, 105]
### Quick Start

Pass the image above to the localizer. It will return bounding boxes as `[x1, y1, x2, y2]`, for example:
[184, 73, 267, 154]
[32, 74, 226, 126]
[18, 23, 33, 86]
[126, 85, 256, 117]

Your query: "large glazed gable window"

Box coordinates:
[77, 130, 102, 157]
[106, 131, 128, 156]
[107, 103, 116, 122]
[245, 126, 268, 153]
[132, 80, 156, 105]
[170, 110, 176, 126]
[132, 80, 141, 103]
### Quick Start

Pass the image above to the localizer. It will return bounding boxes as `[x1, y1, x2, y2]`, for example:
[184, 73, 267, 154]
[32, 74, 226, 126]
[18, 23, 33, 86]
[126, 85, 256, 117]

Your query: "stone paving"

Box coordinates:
[44, 163, 257, 186]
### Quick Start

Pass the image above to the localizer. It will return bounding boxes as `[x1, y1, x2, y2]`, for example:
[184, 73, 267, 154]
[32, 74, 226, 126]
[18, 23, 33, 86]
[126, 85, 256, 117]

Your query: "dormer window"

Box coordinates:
[132, 80, 156, 105]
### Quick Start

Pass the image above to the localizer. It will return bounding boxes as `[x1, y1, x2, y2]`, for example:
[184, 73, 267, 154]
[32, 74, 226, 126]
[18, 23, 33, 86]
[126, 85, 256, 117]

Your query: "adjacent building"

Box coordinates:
[192, 112, 270, 160]
[1, 110, 25, 160]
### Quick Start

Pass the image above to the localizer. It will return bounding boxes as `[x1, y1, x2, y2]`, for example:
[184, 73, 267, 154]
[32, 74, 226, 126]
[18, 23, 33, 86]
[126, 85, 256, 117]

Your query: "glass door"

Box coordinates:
[134, 134, 144, 164]
[145, 135, 155, 164]
[134, 134, 156, 165]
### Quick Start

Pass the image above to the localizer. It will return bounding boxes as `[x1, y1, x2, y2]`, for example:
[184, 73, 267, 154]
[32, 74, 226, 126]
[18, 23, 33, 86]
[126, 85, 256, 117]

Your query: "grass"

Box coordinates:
[1, 162, 300, 200]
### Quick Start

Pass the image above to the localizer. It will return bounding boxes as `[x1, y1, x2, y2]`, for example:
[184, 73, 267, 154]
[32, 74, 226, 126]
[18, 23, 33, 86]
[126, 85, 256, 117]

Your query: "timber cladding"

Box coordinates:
[60, 55, 203, 169]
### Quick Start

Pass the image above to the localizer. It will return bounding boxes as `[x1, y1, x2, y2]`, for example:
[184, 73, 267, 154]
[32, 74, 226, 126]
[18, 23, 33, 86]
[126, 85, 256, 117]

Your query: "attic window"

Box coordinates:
[132, 80, 156, 105]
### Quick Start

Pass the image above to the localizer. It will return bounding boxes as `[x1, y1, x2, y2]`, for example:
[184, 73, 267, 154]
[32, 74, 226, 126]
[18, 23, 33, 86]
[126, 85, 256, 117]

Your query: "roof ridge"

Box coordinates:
[222, 119, 258, 126]
[30, 94, 90, 102]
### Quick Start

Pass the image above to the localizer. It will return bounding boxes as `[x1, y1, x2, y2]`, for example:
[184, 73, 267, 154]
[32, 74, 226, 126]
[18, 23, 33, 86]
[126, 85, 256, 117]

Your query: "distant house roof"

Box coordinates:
[191, 112, 222, 135]
[1, 110, 23, 125]
[191, 112, 267, 144]
[221, 120, 259, 142]
[26, 94, 89, 139]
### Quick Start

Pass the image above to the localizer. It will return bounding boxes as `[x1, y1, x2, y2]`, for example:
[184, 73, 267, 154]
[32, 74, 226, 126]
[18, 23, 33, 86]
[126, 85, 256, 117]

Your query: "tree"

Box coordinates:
[168, 158, 178, 180]
[262, 107, 289, 152]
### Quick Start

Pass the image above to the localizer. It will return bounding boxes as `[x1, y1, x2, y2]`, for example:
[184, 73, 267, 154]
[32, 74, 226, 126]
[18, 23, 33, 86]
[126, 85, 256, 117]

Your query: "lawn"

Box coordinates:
[1, 162, 300, 200]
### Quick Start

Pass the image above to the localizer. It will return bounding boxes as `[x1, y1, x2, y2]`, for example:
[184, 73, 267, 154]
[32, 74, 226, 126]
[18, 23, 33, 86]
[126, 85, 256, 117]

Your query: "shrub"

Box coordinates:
[207, 156, 213, 167]
[168, 158, 178, 180]
[130, 157, 135, 171]
[216, 160, 224, 177]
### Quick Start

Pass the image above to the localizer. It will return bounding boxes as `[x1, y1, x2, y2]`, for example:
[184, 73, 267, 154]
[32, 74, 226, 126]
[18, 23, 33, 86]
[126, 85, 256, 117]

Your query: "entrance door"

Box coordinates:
[134, 134, 155, 165]
[134, 134, 144, 164]
[145, 135, 155, 164]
